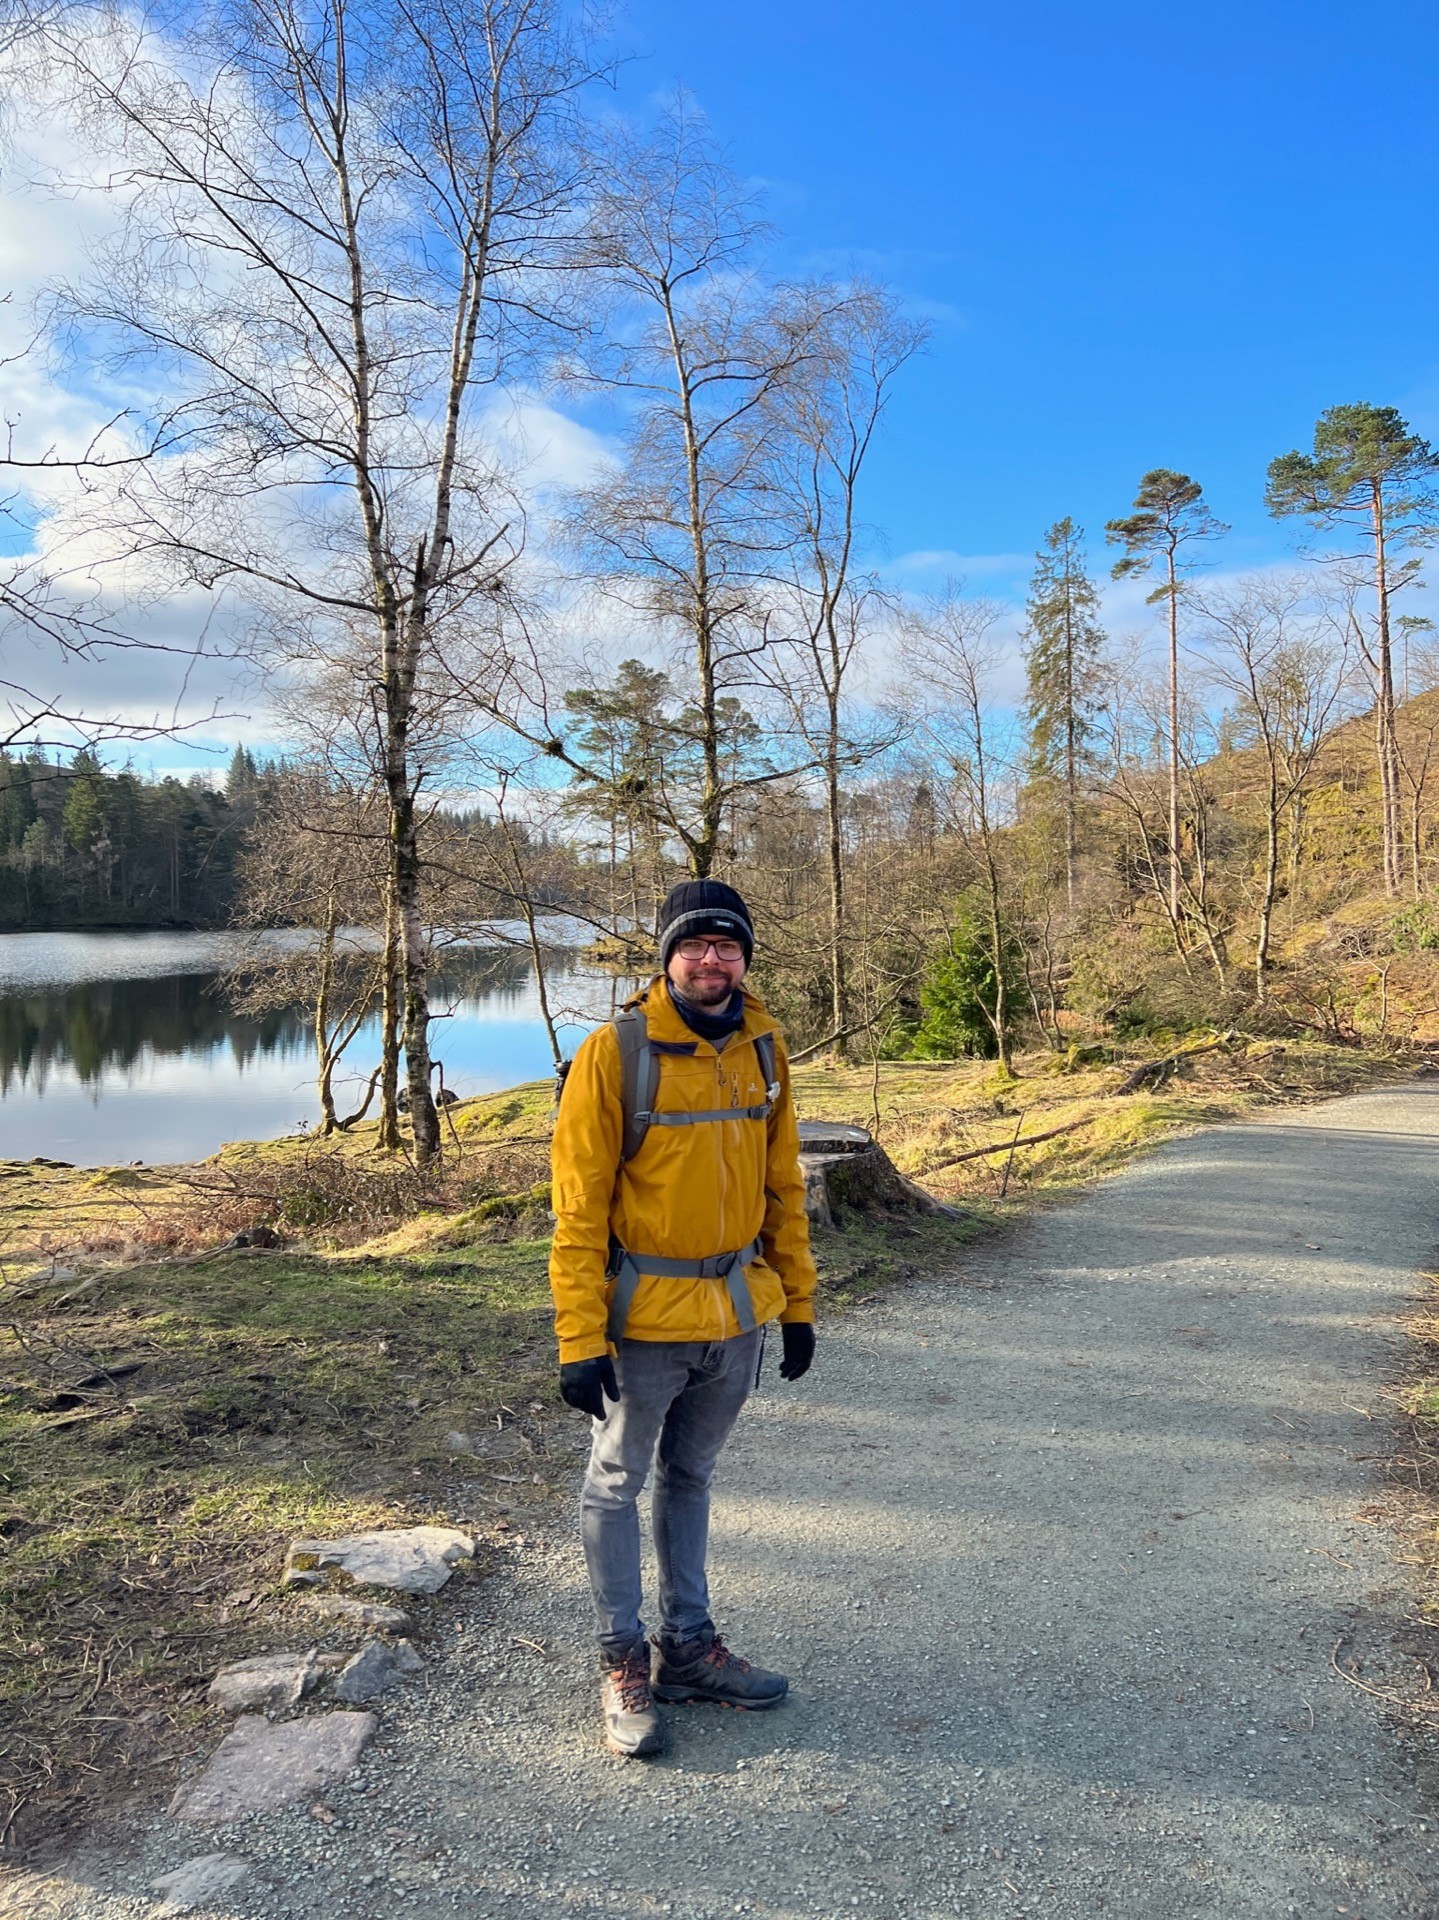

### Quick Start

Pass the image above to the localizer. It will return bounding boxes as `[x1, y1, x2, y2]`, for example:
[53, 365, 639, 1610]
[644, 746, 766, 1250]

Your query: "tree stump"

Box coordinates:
[797, 1121, 958, 1229]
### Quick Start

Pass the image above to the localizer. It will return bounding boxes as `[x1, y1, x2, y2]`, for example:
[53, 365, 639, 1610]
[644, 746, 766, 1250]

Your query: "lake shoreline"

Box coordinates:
[1, 1031, 1410, 1271]
[1, 916, 220, 934]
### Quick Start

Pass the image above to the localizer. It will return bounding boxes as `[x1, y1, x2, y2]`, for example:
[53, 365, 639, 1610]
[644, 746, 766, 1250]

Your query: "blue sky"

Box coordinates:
[11, 0, 1439, 774]
[611, 0, 1439, 588]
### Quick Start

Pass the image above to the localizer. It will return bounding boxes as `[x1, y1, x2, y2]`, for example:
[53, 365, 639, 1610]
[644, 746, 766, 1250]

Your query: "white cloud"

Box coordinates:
[477, 391, 619, 499]
[0, 86, 142, 464]
[885, 548, 1029, 582]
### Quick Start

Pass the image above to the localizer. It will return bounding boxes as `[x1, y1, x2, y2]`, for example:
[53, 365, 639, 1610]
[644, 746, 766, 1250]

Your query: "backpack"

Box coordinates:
[555, 1003, 780, 1162]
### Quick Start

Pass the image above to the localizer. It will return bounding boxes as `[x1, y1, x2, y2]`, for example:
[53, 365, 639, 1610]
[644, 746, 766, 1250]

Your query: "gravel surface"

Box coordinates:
[8, 1080, 1439, 1918]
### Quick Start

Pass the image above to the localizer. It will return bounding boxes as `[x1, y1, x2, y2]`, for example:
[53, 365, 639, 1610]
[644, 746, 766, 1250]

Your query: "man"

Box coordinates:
[549, 878, 818, 1758]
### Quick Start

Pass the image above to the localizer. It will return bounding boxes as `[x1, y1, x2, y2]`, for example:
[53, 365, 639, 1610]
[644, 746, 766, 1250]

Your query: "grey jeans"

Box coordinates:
[580, 1329, 761, 1662]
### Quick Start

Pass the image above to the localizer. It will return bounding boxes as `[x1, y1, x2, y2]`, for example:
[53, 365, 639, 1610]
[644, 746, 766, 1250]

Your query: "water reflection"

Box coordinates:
[0, 976, 299, 1093]
[0, 946, 542, 1094]
[0, 933, 621, 1165]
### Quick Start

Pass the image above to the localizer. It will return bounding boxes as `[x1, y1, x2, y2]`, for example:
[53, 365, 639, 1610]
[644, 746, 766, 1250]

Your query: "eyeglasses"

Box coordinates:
[674, 937, 746, 962]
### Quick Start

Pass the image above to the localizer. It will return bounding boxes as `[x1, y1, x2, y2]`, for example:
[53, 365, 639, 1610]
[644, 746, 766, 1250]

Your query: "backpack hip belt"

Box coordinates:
[605, 1236, 764, 1346]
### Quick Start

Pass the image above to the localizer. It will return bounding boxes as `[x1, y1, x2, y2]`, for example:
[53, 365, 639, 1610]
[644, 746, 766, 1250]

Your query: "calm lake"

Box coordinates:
[0, 930, 628, 1166]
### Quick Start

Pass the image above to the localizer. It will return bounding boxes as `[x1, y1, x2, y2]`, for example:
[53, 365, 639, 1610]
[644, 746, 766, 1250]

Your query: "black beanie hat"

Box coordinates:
[657, 879, 755, 969]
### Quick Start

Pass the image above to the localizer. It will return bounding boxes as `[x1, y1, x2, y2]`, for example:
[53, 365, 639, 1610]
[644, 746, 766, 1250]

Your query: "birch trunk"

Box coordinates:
[826, 682, 847, 1056]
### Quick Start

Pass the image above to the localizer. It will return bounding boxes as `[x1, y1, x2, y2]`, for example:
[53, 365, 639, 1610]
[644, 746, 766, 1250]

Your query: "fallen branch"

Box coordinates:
[1113, 1032, 1236, 1096]
[1330, 1635, 1439, 1713]
[922, 1115, 1092, 1176]
[153, 1243, 300, 1267]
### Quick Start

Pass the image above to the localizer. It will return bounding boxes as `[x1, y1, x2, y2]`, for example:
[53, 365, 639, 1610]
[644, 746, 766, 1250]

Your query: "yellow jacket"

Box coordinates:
[549, 976, 818, 1363]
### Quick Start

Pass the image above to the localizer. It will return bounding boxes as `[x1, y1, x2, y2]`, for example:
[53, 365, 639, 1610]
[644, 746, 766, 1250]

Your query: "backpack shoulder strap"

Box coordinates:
[612, 1006, 658, 1164]
[754, 1031, 780, 1110]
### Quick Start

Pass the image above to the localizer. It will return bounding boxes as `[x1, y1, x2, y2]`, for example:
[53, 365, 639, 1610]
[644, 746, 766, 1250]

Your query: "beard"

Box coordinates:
[670, 960, 739, 1007]
[680, 970, 735, 1007]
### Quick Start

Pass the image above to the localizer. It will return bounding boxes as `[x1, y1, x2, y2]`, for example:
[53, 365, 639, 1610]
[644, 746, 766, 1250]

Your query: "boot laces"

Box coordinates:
[702, 1634, 751, 1675]
[612, 1649, 652, 1713]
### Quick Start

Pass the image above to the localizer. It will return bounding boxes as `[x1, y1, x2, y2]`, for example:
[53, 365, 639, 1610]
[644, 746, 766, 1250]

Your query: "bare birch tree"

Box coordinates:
[26, 0, 592, 1164]
[229, 765, 389, 1132]
[1197, 577, 1352, 1000]
[561, 104, 834, 878]
[762, 283, 925, 1054]
[1092, 644, 1229, 979]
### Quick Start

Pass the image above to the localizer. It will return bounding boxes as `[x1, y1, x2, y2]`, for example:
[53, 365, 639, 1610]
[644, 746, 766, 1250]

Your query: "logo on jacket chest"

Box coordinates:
[671, 1054, 760, 1110]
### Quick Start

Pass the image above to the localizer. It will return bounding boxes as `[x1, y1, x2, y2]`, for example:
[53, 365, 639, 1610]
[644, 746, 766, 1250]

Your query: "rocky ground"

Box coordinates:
[6, 1080, 1439, 1918]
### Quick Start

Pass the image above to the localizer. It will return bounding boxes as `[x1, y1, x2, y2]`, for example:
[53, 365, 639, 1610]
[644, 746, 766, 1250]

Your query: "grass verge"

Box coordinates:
[0, 1238, 558, 1853]
[793, 1031, 1406, 1214]
[1392, 1279, 1439, 1625]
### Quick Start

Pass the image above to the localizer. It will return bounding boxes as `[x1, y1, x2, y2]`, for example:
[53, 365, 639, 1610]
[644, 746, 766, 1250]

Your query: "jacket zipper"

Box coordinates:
[714, 1043, 728, 1339]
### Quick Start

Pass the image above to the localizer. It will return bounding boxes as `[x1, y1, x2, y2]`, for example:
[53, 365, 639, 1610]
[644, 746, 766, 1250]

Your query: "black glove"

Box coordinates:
[778, 1322, 815, 1381]
[559, 1355, 620, 1421]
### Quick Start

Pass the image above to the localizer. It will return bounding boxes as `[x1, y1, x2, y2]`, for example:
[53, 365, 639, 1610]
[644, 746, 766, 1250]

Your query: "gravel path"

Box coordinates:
[10, 1080, 1439, 1919]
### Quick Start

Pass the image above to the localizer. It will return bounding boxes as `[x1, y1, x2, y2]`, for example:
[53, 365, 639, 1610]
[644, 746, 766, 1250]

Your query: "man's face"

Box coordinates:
[667, 937, 748, 1008]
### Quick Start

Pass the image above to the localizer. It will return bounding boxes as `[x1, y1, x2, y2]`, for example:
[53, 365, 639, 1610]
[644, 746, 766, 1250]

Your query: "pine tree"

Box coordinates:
[62, 751, 109, 855]
[1106, 471, 1227, 931]
[0, 756, 37, 852]
[1266, 403, 1439, 897]
[563, 661, 684, 928]
[226, 745, 259, 801]
[1023, 518, 1105, 906]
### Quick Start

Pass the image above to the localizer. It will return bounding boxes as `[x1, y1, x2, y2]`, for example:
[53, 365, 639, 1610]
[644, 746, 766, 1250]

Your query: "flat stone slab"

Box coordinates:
[332, 1636, 423, 1703]
[207, 1649, 321, 1714]
[309, 1595, 414, 1635]
[153, 1853, 249, 1913]
[285, 1524, 474, 1595]
[169, 1712, 377, 1822]
[797, 1120, 874, 1153]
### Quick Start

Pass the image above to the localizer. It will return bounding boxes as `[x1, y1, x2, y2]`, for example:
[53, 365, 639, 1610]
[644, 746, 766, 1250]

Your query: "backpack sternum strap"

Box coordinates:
[646, 1104, 772, 1126]
[606, 1236, 763, 1345]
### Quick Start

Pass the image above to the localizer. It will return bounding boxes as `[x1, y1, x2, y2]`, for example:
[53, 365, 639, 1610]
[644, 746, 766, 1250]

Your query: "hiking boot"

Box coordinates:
[651, 1630, 788, 1710]
[600, 1644, 667, 1758]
